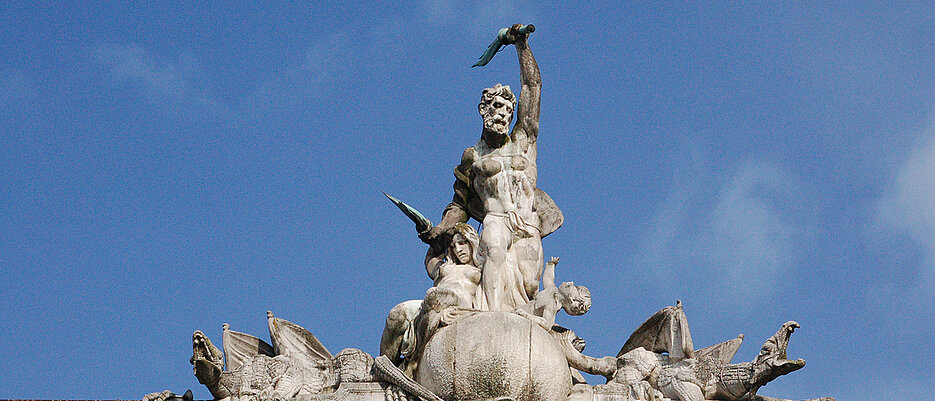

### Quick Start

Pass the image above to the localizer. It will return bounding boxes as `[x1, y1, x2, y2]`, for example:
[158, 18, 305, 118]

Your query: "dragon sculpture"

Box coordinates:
[608, 304, 808, 401]
[147, 304, 826, 401]
[188, 312, 338, 401]
[151, 311, 441, 401]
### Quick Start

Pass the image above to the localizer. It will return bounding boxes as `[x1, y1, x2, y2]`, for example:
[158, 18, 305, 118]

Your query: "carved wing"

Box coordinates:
[222, 323, 275, 371]
[617, 301, 694, 360]
[267, 311, 333, 367]
[694, 334, 744, 365]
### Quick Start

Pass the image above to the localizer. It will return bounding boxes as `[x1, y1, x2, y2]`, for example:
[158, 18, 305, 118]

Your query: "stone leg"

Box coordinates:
[480, 215, 513, 311]
[380, 300, 422, 365]
[513, 235, 543, 300]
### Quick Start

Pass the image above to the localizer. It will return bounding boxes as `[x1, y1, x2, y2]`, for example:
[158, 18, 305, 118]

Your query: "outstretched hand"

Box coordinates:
[419, 224, 460, 253]
[473, 23, 535, 67]
[502, 23, 532, 45]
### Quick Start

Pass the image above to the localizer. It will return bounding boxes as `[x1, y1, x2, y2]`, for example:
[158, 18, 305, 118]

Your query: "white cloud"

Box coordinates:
[248, 2, 542, 107]
[875, 116, 935, 305]
[701, 160, 810, 298]
[92, 44, 186, 98]
[634, 145, 706, 278]
[864, 110, 935, 367]
[636, 156, 811, 303]
[91, 44, 219, 110]
[253, 32, 353, 106]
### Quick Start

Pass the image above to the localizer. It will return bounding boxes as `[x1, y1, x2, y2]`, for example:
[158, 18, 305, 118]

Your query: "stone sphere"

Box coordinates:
[416, 312, 571, 401]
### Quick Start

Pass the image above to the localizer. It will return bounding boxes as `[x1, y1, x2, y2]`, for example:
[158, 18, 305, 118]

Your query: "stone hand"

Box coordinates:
[419, 224, 453, 245]
[417, 226, 438, 244]
[599, 356, 618, 373]
[501, 23, 535, 45]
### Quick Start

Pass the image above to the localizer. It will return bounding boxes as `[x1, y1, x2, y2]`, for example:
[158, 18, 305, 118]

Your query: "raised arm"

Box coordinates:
[542, 257, 559, 291]
[421, 202, 468, 280]
[505, 24, 541, 141]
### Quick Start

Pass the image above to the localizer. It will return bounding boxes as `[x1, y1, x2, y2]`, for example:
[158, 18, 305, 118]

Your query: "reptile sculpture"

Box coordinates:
[609, 305, 807, 401]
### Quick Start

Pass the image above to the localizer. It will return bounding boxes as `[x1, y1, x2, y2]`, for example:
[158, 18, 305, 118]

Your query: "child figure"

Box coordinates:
[513, 257, 591, 330]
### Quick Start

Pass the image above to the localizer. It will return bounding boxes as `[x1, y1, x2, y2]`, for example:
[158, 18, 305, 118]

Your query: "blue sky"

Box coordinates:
[1, 2, 933, 400]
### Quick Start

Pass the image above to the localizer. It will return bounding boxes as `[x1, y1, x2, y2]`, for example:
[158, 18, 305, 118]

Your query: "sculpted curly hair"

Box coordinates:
[480, 84, 516, 108]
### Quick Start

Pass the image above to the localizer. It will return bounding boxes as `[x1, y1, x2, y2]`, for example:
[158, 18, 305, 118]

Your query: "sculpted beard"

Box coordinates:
[483, 111, 510, 137]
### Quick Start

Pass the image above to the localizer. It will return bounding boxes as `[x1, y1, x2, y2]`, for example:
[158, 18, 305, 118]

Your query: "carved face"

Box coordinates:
[451, 233, 473, 265]
[559, 282, 592, 316]
[751, 321, 806, 388]
[479, 94, 514, 138]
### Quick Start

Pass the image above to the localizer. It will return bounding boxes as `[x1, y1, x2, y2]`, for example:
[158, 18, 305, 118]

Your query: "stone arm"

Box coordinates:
[542, 257, 559, 291]
[419, 148, 477, 255]
[505, 25, 541, 144]
[424, 251, 445, 281]
[513, 291, 559, 330]
[514, 303, 552, 330]
[565, 351, 617, 379]
[432, 202, 470, 237]
[420, 202, 469, 279]
[551, 326, 617, 379]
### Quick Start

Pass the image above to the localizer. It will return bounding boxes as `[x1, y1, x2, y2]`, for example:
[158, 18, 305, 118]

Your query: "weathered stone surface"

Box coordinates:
[416, 312, 571, 401]
[307, 382, 388, 401]
[418, 24, 548, 314]
[567, 384, 835, 401]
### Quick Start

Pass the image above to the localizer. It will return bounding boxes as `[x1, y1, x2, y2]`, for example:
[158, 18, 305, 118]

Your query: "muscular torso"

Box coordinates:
[472, 139, 538, 224]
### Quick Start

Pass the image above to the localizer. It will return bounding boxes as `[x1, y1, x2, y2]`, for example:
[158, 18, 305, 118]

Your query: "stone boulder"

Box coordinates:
[416, 312, 571, 401]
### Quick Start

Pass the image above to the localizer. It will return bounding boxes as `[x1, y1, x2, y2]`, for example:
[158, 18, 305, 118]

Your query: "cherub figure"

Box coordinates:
[513, 257, 591, 331]
[513, 258, 615, 381]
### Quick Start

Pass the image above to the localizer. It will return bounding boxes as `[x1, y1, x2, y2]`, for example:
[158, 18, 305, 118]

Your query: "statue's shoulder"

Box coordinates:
[460, 146, 477, 166]
[532, 287, 558, 307]
[454, 147, 476, 183]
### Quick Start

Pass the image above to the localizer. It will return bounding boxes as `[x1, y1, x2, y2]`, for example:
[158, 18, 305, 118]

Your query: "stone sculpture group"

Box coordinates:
[147, 25, 832, 401]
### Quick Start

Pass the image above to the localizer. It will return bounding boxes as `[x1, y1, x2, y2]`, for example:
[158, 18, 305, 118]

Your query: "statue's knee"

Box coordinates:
[385, 302, 418, 331]
[386, 310, 407, 330]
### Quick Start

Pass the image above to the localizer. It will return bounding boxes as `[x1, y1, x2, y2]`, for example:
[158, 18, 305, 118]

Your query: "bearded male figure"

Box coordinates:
[421, 25, 563, 312]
